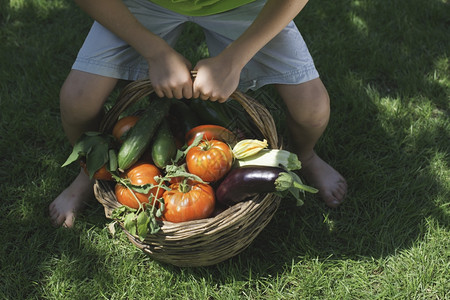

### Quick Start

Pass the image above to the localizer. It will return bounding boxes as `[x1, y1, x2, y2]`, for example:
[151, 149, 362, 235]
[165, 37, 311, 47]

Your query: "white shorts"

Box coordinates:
[72, 0, 319, 92]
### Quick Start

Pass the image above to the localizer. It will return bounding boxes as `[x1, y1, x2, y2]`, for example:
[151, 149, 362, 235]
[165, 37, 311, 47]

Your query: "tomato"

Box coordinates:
[185, 124, 237, 146]
[186, 139, 233, 182]
[79, 160, 113, 181]
[115, 162, 164, 209]
[162, 180, 215, 223]
[112, 115, 140, 143]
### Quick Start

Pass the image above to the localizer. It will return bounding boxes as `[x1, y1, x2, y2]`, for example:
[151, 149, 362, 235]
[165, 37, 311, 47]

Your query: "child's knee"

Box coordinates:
[59, 71, 116, 124]
[59, 80, 80, 111]
[277, 79, 330, 128]
[59, 81, 97, 125]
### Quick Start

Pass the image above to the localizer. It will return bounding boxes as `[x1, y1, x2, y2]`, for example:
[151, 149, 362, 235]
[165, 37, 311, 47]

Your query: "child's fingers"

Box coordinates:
[182, 85, 193, 99]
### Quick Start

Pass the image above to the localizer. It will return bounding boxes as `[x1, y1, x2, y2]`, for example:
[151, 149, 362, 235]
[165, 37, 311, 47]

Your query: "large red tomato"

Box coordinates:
[186, 139, 233, 182]
[112, 115, 140, 143]
[186, 140, 233, 182]
[162, 180, 215, 223]
[115, 162, 164, 209]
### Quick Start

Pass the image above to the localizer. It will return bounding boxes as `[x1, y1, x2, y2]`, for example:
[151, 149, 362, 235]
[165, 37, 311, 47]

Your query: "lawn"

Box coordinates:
[1, 0, 449, 299]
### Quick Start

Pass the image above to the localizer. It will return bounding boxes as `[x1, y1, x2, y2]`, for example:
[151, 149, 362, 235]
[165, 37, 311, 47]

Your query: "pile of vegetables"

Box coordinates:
[62, 97, 317, 240]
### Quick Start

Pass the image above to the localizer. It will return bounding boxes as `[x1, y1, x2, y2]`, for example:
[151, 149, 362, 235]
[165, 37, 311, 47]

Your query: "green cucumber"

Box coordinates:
[151, 119, 177, 169]
[118, 98, 170, 170]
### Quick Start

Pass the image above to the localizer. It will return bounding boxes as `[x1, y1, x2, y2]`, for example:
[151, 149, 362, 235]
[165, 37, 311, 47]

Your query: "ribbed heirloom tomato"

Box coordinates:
[162, 180, 215, 223]
[186, 139, 233, 182]
[115, 162, 164, 209]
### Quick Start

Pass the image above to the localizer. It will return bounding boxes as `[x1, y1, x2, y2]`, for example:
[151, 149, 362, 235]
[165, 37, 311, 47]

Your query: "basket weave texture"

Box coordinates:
[94, 79, 282, 267]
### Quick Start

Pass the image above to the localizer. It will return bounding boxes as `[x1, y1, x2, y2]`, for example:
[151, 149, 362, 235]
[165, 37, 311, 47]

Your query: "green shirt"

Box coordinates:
[149, 0, 257, 16]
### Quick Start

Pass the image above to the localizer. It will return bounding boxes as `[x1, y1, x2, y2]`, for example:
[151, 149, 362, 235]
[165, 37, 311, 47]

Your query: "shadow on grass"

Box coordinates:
[158, 0, 449, 280]
[1, 0, 448, 296]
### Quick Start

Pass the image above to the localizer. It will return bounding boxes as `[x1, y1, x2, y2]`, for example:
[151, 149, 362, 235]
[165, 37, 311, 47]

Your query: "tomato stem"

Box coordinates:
[179, 179, 192, 193]
[199, 140, 212, 151]
[149, 177, 165, 215]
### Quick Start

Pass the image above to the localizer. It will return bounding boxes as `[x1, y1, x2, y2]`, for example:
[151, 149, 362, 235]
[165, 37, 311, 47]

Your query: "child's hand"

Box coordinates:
[192, 56, 242, 103]
[147, 49, 193, 99]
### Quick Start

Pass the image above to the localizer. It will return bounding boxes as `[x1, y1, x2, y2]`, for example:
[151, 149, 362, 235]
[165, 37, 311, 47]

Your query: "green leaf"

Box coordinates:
[123, 213, 137, 236]
[107, 221, 117, 236]
[61, 149, 84, 168]
[61, 132, 112, 168]
[136, 212, 150, 241]
[86, 140, 110, 179]
[155, 208, 163, 218]
[173, 134, 203, 164]
[164, 163, 205, 183]
[148, 218, 160, 235]
[111, 205, 134, 220]
[174, 149, 185, 164]
[61, 137, 92, 167]
[189, 134, 203, 148]
[128, 183, 156, 194]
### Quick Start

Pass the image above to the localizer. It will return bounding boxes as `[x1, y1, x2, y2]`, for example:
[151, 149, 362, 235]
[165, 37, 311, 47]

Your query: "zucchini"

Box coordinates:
[151, 119, 177, 169]
[117, 98, 170, 170]
[235, 149, 302, 171]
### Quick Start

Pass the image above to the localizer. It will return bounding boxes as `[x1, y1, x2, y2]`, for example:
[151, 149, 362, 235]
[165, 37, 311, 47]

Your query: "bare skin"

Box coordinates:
[49, 170, 94, 227]
[276, 79, 347, 207]
[49, 74, 347, 227]
[190, 0, 347, 205]
[49, 71, 117, 227]
[50, 0, 346, 227]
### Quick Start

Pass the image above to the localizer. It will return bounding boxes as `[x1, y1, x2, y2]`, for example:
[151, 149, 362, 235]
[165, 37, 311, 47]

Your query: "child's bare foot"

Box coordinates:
[49, 169, 94, 227]
[299, 152, 347, 208]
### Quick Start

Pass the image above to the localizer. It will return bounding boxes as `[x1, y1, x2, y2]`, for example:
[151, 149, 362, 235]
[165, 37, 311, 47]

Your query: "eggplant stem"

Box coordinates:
[292, 181, 319, 193]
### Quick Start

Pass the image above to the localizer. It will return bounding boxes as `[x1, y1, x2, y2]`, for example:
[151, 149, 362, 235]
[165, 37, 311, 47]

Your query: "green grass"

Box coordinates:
[1, 0, 449, 299]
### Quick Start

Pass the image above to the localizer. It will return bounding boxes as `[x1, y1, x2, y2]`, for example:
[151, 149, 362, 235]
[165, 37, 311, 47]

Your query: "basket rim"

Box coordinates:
[94, 79, 283, 266]
[94, 180, 282, 267]
[100, 79, 280, 149]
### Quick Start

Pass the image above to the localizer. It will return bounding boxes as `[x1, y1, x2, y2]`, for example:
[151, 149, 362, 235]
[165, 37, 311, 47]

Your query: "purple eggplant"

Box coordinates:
[215, 166, 318, 206]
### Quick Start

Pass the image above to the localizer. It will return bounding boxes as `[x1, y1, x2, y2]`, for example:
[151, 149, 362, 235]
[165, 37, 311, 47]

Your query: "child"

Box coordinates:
[49, 0, 347, 227]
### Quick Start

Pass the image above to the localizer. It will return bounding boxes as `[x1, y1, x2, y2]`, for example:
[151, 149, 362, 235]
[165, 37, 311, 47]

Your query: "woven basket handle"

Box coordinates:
[191, 70, 278, 147]
[100, 77, 279, 149]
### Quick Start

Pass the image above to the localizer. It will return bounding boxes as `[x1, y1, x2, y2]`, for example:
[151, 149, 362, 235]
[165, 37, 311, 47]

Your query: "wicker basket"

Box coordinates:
[93, 79, 282, 267]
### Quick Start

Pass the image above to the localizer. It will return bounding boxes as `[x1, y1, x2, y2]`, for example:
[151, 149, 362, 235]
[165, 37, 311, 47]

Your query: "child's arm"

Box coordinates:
[193, 0, 309, 102]
[73, 0, 193, 99]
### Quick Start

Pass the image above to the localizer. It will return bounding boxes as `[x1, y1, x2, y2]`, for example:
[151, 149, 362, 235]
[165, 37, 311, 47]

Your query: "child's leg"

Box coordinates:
[275, 78, 347, 207]
[49, 70, 118, 227]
